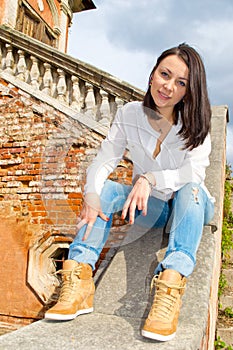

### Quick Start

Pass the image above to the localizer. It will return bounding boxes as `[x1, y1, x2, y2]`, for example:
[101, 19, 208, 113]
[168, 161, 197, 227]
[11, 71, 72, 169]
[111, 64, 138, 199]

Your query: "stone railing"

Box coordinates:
[0, 25, 145, 127]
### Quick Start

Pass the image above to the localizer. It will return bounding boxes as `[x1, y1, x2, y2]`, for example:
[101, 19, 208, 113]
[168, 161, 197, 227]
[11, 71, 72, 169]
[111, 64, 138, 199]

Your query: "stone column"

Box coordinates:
[59, 0, 73, 52]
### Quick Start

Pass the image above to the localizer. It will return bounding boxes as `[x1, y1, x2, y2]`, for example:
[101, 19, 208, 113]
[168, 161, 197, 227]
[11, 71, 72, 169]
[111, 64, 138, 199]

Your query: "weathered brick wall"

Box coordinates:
[0, 78, 101, 231]
[0, 78, 132, 324]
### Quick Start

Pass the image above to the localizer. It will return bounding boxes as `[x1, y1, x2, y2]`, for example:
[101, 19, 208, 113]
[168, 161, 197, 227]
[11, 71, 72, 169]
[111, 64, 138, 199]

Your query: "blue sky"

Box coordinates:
[68, 0, 233, 167]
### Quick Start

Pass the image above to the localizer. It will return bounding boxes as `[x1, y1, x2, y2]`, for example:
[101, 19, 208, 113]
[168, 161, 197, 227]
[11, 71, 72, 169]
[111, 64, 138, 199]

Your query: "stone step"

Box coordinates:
[223, 249, 233, 264]
[222, 268, 233, 288]
[219, 294, 233, 310]
[0, 322, 20, 336]
[217, 327, 233, 347]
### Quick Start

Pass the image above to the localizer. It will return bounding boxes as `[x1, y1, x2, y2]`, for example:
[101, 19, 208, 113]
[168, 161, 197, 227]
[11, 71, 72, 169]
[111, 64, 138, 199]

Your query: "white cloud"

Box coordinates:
[68, 19, 153, 90]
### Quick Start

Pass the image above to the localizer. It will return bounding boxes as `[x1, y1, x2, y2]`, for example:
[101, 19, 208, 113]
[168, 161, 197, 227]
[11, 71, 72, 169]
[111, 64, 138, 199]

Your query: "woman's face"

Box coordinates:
[150, 54, 189, 119]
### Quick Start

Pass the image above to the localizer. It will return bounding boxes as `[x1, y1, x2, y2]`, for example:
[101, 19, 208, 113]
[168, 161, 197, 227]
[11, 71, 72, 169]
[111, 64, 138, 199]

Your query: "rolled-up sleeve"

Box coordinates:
[84, 107, 127, 195]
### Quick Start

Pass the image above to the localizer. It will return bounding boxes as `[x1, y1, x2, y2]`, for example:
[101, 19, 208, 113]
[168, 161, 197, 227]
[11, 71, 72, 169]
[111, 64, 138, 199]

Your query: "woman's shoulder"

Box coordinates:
[120, 101, 144, 117]
[123, 100, 143, 109]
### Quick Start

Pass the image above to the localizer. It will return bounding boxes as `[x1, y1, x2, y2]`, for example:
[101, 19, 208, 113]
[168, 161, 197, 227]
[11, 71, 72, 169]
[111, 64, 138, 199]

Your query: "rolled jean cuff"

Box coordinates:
[68, 243, 99, 270]
[154, 250, 195, 278]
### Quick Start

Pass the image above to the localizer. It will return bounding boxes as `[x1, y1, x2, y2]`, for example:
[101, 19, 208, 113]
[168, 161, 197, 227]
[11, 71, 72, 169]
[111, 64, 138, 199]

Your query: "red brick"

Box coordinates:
[68, 193, 83, 199]
[17, 176, 34, 181]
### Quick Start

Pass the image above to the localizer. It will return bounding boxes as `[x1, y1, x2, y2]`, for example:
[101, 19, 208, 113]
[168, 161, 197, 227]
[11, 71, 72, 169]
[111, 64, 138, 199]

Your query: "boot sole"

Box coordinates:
[44, 307, 94, 321]
[141, 329, 176, 342]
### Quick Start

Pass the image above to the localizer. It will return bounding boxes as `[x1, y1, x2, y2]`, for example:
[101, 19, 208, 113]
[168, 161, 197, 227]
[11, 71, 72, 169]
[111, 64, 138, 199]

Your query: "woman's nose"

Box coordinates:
[164, 80, 174, 91]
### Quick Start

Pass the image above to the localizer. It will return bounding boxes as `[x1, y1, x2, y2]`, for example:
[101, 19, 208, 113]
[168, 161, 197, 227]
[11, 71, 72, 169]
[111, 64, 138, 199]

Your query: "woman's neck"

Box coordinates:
[148, 113, 173, 135]
[158, 107, 175, 124]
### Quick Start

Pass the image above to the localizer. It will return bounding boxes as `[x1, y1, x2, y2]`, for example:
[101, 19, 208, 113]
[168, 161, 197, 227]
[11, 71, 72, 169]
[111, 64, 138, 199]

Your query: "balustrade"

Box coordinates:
[71, 75, 82, 111]
[0, 35, 133, 125]
[5, 44, 14, 74]
[42, 63, 53, 95]
[57, 68, 67, 102]
[16, 50, 27, 81]
[85, 83, 96, 118]
[99, 89, 111, 126]
[30, 56, 40, 89]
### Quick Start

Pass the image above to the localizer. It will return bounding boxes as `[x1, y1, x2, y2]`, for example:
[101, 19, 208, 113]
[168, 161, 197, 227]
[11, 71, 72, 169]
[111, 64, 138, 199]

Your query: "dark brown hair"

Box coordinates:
[143, 43, 211, 150]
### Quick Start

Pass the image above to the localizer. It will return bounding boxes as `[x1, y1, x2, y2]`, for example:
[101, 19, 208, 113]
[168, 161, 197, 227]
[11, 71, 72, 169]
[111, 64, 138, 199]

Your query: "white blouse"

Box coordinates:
[85, 101, 213, 202]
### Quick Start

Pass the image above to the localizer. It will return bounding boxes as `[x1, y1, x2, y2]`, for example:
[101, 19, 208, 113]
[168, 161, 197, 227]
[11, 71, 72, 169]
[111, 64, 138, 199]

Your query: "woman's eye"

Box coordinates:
[161, 71, 168, 77]
[178, 80, 186, 87]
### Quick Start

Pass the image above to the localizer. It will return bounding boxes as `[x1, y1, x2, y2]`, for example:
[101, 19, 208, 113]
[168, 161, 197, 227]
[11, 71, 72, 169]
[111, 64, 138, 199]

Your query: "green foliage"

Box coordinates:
[221, 218, 233, 258]
[224, 307, 233, 318]
[223, 178, 233, 224]
[215, 336, 233, 349]
[221, 164, 233, 260]
[218, 272, 227, 297]
[216, 165, 233, 348]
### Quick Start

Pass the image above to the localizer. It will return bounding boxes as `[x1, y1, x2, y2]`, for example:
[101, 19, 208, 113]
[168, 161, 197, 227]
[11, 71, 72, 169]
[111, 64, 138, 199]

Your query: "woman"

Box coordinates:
[45, 43, 215, 342]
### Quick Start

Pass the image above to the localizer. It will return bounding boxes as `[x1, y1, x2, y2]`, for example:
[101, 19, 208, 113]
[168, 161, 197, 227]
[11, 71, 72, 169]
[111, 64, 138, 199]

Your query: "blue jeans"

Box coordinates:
[68, 180, 214, 277]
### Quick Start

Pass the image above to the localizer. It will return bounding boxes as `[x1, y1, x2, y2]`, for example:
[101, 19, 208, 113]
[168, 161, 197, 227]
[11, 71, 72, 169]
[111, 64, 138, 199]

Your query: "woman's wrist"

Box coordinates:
[139, 172, 155, 192]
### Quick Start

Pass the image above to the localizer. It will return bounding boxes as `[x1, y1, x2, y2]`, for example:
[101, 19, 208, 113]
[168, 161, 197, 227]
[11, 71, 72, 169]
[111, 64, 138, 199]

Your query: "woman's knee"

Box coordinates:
[100, 179, 130, 213]
[176, 183, 204, 203]
[172, 183, 207, 220]
[100, 180, 119, 199]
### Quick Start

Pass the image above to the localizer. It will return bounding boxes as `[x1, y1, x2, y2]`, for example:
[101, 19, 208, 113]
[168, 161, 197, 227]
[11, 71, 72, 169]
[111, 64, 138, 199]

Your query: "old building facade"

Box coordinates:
[0, 0, 96, 51]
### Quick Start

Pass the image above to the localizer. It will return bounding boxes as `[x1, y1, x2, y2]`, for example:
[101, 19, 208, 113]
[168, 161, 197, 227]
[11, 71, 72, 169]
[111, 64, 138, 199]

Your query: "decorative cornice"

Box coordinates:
[46, 0, 61, 32]
[60, 1, 73, 19]
[53, 26, 61, 35]
[69, 0, 96, 13]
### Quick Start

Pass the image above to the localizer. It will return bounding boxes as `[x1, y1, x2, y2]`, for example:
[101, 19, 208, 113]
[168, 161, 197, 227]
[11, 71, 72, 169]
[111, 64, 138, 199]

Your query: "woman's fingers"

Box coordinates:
[77, 207, 110, 241]
[81, 213, 109, 241]
[76, 218, 87, 231]
[128, 200, 137, 224]
[82, 223, 93, 241]
[121, 178, 150, 223]
[121, 197, 131, 220]
[99, 211, 110, 222]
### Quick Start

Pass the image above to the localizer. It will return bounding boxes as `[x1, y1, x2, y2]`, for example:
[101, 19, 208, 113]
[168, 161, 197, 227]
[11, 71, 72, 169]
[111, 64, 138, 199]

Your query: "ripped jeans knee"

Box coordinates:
[192, 186, 200, 203]
[170, 182, 214, 231]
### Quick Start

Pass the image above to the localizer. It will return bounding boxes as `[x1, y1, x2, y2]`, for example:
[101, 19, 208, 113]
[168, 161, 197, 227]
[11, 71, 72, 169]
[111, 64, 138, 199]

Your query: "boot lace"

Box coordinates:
[56, 266, 83, 303]
[150, 275, 186, 320]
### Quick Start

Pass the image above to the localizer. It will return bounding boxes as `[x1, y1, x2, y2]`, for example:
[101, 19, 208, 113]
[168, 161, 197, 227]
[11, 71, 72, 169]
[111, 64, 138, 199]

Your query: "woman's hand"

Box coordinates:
[77, 193, 109, 241]
[121, 176, 152, 225]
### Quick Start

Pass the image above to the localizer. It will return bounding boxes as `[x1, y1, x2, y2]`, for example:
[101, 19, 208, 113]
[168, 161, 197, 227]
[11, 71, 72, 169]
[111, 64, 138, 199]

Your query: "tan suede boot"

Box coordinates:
[45, 260, 95, 321]
[141, 269, 186, 341]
